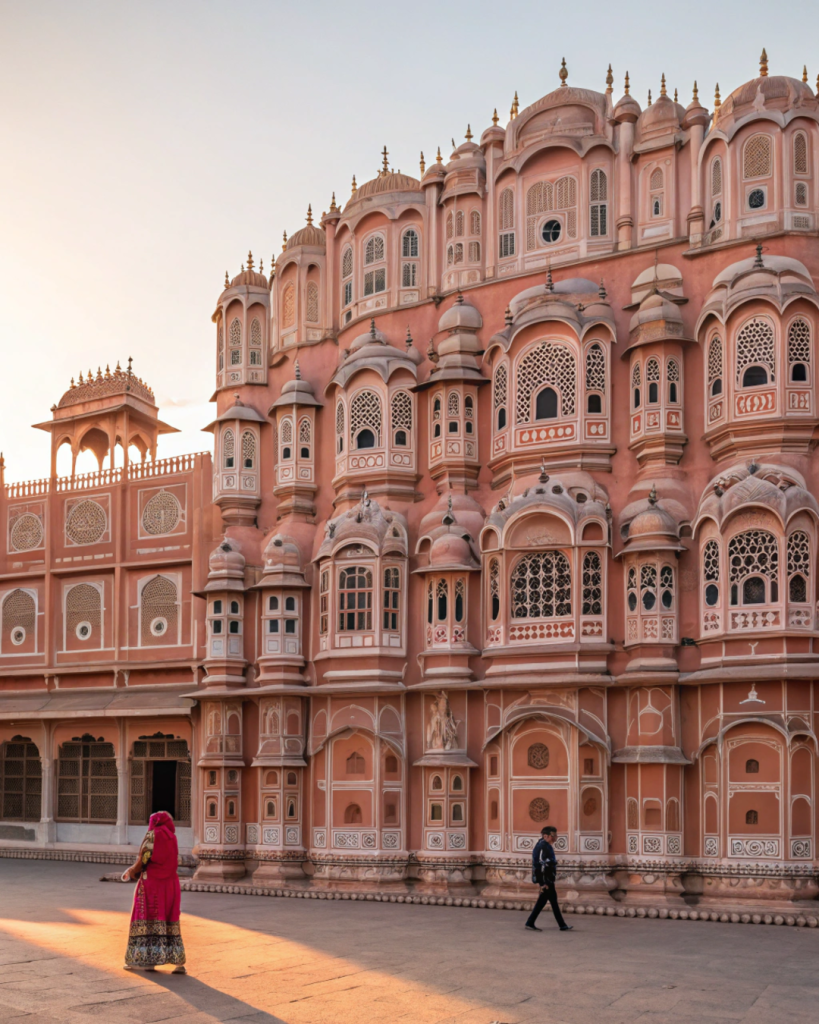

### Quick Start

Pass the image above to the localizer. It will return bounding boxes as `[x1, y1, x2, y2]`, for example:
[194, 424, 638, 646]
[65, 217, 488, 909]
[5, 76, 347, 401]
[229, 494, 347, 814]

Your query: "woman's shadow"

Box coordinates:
[144, 969, 288, 1023]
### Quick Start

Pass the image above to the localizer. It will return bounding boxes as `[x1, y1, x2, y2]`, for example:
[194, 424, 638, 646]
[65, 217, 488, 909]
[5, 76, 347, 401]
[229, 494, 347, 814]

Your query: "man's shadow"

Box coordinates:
[144, 969, 288, 1023]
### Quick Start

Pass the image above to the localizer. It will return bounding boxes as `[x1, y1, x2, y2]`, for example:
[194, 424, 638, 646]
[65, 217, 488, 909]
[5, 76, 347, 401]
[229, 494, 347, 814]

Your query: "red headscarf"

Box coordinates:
[146, 811, 179, 878]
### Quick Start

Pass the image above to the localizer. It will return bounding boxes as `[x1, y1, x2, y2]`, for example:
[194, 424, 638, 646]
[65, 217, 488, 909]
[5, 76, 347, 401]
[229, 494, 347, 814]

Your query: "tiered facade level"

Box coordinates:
[3, 55, 819, 911]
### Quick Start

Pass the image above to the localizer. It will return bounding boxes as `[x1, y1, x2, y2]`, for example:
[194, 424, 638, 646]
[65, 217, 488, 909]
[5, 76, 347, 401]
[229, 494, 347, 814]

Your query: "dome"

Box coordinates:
[622, 488, 685, 553]
[717, 73, 816, 127]
[286, 207, 326, 250]
[351, 170, 422, 206]
[269, 361, 321, 410]
[438, 294, 482, 333]
[208, 538, 246, 576]
[230, 266, 269, 289]
[429, 531, 473, 569]
[613, 91, 641, 123]
[263, 532, 300, 568]
[637, 92, 681, 139]
[58, 362, 155, 409]
[682, 91, 710, 129]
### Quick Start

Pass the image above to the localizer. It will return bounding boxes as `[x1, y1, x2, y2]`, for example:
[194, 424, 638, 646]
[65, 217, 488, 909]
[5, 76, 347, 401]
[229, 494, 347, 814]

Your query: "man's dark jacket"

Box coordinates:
[531, 837, 557, 885]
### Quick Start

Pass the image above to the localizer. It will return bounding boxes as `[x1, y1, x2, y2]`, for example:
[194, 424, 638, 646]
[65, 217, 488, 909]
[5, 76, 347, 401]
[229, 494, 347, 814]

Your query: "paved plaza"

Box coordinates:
[0, 860, 817, 1024]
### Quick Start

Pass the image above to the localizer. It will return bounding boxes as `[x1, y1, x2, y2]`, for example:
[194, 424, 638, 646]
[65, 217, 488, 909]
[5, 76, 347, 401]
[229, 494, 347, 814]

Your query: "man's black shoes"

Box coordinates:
[559, 925, 573, 931]
[525, 924, 542, 931]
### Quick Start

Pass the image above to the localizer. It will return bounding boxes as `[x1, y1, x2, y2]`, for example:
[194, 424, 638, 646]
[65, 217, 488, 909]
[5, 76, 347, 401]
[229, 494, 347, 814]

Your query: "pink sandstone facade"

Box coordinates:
[2, 55, 819, 913]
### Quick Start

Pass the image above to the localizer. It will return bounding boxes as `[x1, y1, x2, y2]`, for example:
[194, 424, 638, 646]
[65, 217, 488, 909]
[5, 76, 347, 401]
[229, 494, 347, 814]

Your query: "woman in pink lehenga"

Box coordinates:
[122, 810, 187, 972]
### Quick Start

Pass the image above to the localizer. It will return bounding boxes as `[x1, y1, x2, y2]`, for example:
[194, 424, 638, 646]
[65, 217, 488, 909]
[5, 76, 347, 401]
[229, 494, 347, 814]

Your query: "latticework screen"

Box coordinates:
[0, 738, 41, 821]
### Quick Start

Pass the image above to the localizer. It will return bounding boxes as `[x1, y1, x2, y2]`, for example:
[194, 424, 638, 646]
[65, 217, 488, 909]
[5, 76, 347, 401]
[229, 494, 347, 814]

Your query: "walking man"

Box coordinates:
[525, 825, 573, 931]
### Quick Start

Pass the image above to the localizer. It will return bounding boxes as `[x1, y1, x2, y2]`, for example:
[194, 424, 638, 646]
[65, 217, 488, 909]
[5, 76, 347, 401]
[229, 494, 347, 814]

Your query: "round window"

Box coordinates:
[713, 200, 722, 223]
[748, 189, 765, 210]
[627, 592, 637, 612]
[76, 621, 92, 641]
[150, 617, 167, 637]
[541, 219, 562, 244]
[10, 627, 25, 646]
[705, 584, 719, 607]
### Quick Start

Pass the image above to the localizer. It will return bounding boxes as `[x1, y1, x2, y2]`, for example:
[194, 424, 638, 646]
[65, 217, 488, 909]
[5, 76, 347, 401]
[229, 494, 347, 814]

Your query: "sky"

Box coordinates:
[1, 0, 817, 481]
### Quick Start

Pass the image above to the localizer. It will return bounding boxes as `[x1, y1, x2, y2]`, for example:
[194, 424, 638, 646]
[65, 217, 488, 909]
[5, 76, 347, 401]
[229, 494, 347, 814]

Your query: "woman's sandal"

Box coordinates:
[172, 965, 187, 974]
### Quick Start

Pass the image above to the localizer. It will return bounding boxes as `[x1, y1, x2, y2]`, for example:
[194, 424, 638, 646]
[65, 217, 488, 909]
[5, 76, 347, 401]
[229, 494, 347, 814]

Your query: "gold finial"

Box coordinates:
[759, 48, 768, 77]
[606, 64, 614, 93]
[329, 191, 338, 211]
[692, 80, 699, 102]
[78, 371, 84, 384]
[559, 57, 568, 87]
[351, 174, 357, 194]
[714, 83, 721, 114]
[305, 204, 313, 225]
[381, 145, 389, 174]
[465, 124, 473, 141]
[436, 146, 442, 164]
[647, 89, 652, 106]
[259, 258, 263, 275]
[69, 376, 75, 388]
[510, 90, 519, 119]
[282, 229, 288, 246]
[105, 364, 111, 378]
[247, 250, 254, 270]
[419, 151, 425, 174]
[624, 71, 630, 95]
[224, 270, 229, 288]
[802, 65, 808, 84]
[660, 73, 667, 97]
[492, 107, 499, 125]
[674, 88, 678, 103]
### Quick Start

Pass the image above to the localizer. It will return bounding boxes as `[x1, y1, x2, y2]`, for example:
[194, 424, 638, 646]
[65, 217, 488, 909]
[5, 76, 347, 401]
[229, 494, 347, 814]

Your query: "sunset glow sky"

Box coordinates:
[2, 1, 816, 480]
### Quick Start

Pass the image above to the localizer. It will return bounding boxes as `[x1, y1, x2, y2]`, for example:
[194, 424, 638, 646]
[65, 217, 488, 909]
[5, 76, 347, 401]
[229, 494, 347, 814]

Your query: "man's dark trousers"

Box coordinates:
[525, 881, 568, 929]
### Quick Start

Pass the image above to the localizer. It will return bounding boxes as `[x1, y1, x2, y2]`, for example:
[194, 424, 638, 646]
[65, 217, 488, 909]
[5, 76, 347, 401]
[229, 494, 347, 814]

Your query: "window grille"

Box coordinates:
[728, 531, 778, 606]
[364, 235, 385, 265]
[383, 567, 400, 630]
[402, 261, 417, 287]
[402, 229, 419, 258]
[129, 737, 191, 826]
[453, 243, 464, 264]
[455, 210, 464, 236]
[341, 246, 353, 279]
[299, 418, 311, 444]
[335, 402, 344, 452]
[65, 584, 101, 638]
[708, 336, 723, 395]
[794, 132, 808, 175]
[493, 364, 507, 409]
[711, 158, 722, 196]
[391, 391, 412, 432]
[795, 182, 808, 207]
[364, 268, 386, 295]
[743, 134, 772, 179]
[249, 350, 261, 366]
[0, 738, 41, 821]
[660, 565, 674, 608]
[631, 363, 641, 388]
[447, 392, 460, 416]
[338, 567, 373, 631]
[499, 231, 516, 258]
[581, 551, 602, 615]
[9, 513, 43, 552]
[499, 188, 514, 230]
[511, 552, 572, 618]
[250, 318, 262, 346]
[489, 558, 500, 620]
[590, 169, 608, 236]
[468, 241, 481, 263]
[736, 318, 775, 386]
[223, 429, 235, 468]
[641, 564, 657, 609]
[435, 578, 448, 621]
[305, 282, 319, 322]
[704, 540, 720, 581]
[650, 168, 664, 191]
[788, 531, 811, 579]
[57, 739, 117, 823]
[230, 349, 241, 365]
[788, 318, 811, 367]
[142, 491, 181, 536]
[350, 390, 382, 444]
[280, 419, 292, 445]
[229, 318, 241, 347]
[65, 499, 107, 545]
[140, 576, 178, 645]
[343, 280, 352, 306]
[667, 359, 680, 383]
[218, 324, 224, 371]
[515, 344, 576, 423]
[282, 285, 295, 328]
[319, 567, 330, 635]
[241, 431, 256, 469]
[646, 357, 660, 402]
[470, 210, 481, 235]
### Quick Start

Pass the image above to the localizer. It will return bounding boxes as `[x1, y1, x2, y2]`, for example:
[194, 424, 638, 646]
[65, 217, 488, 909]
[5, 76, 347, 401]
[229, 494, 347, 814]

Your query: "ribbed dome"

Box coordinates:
[639, 92, 681, 133]
[718, 74, 815, 124]
[231, 268, 269, 288]
[438, 295, 482, 333]
[356, 170, 422, 199]
[59, 363, 155, 409]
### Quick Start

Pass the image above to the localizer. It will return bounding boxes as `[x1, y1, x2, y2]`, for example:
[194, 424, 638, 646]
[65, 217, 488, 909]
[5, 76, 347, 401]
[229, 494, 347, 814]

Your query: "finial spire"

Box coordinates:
[405, 325, 413, 349]
[492, 107, 499, 125]
[559, 57, 568, 87]
[436, 146, 443, 164]
[660, 73, 667, 97]
[599, 279, 607, 300]
[294, 359, 301, 380]
[306, 204, 313, 225]
[539, 459, 549, 484]
[605, 63, 613, 93]
[753, 241, 765, 268]
[329, 191, 338, 211]
[624, 71, 630, 95]
[648, 484, 658, 505]
[381, 145, 389, 174]
[370, 317, 377, 339]
[510, 90, 519, 119]
[247, 250, 254, 270]
[759, 47, 768, 77]
[647, 89, 652, 106]
[674, 88, 678, 103]
[351, 174, 357, 194]
[224, 270, 229, 288]
[692, 80, 699, 102]
[282, 229, 288, 246]
[802, 65, 808, 84]
[259, 258, 263, 275]
[504, 305, 513, 327]
[419, 151, 425, 174]
[465, 124, 473, 141]
[713, 83, 721, 119]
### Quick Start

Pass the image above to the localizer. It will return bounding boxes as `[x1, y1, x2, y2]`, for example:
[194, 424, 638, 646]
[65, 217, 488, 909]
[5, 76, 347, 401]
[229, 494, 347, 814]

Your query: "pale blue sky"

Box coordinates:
[1, 0, 816, 479]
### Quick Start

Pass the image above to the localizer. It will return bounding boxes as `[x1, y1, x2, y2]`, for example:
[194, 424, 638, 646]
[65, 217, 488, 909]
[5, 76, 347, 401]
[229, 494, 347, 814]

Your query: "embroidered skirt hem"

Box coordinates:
[125, 920, 186, 967]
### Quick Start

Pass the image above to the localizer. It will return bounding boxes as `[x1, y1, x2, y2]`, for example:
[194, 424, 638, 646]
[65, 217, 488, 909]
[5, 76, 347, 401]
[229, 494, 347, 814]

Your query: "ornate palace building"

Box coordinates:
[2, 52, 819, 913]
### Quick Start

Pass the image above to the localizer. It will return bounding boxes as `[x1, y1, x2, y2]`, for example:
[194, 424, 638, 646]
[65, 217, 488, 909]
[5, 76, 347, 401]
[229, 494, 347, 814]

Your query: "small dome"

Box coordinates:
[613, 92, 641, 123]
[263, 532, 301, 569]
[208, 538, 246, 577]
[623, 488, 684, 553]
[354, 170, 422, 202]
[287, 207, 326, 250]
[438, 295, 482, 333]
[429, 531, 473, 568]
[230, 268, 269, 288]
[638, 92, 681, 136]
[717, 74, 816, 126]
[682, 92, 710, 129]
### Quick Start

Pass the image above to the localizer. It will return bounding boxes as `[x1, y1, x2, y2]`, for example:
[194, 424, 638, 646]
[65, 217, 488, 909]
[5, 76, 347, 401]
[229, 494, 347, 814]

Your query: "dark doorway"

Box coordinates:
[151, 759, 177, 818]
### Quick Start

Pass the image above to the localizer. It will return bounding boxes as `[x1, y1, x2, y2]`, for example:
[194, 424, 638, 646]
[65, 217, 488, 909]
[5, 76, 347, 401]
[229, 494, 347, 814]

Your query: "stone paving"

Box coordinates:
[0, 860, 817, 1024]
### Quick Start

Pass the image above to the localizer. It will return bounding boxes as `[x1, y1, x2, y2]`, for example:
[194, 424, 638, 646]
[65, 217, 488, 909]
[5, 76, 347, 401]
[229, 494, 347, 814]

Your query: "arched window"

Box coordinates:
[341, 246, 353, 307]
[703, 539, 720, 607]
[446, 212, 453, 239]
[710, 157, 723, 227]
[467, 241, 481, 263]
[305, 282, 319, 323]
[65, 583, 101, 644]
[745, 809, 759, 825]
[280, 417, 293, 460]
[511, 552, 571, 619]
[736, 318, 775, 387]
[363, 234, 386, 295]
[402, 229, 419, 258]
[350, 390, 382, 448]
[282, 286, 295, 329]
[455, 210, 464, 237]
[743, 134, 772, 179]
[0, 737, 41, 821]
[338, 567, 373, 631]
[335, 402, 345, 454]
[728, 531, 778, 606]
[632, 362, 642, 408]
[453, 243, 464, 264]
[391, 390, 412, 447]
[250, 318, 262, 347]
[555, 175, 577, 238]
[364, 234, 385, 265]
[708, 336, 723, 396]
[223, 429, 235, 469]
[493, 363, 508, 430]
[499, 188, 515, 257]
[581, 552, 602, 615]
[646, 358, 660, 404]
[794, 131, 808, 175]
[344, 803, 363, 823]
[470, 210, 481, 235]
[787, 531, 811, 603]
[217, 322, 224, 371]
[229, 317, 242, 365]
[383, 567, 400, 630]
[590, 169, 608, 237]
[489, 558, 500, 621]
[345, 752, 365, 775]
[298, 417, 311, 460]
[788, 318, 811, 383]
[745, 759, 760, 774]
[535, 387, 558, 419]
[667, 359, 680, 403]
[516, 343, 576, 423]
[140, 575, 179, 644]
[241, 431, 256, 470]
[649, 167, 664, 217]
[585, 343, 606, 413]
